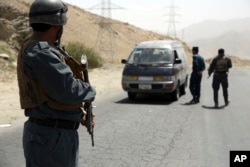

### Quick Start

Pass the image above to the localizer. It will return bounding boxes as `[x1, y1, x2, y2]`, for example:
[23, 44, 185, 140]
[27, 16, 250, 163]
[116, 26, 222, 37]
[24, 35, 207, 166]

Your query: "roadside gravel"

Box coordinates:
[0, 65, 123, 126]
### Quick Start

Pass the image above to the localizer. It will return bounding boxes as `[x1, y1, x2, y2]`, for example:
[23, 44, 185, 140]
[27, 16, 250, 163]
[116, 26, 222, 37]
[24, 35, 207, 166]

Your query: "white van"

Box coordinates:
[121, 40, 189, 101]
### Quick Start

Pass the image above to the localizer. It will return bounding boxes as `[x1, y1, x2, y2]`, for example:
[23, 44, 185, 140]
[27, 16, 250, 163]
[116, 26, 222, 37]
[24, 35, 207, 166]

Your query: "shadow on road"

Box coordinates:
[201, 105, 226, 110]
[115, 94, 173, 105]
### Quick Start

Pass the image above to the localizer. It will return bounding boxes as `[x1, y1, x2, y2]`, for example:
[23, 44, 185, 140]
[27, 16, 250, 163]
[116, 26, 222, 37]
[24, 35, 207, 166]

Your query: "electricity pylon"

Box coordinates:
[89, 0, 123, 63]
[165, 0, 179, 38]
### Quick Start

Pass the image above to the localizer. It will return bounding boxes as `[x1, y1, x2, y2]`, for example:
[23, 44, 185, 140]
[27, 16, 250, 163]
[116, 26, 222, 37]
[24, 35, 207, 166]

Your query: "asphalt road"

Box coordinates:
[0, 67, 250, 167]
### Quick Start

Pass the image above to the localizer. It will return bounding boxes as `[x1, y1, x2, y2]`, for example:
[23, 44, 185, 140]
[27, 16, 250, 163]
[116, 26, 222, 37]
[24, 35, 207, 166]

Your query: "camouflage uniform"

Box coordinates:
[208, 48, 232, 107]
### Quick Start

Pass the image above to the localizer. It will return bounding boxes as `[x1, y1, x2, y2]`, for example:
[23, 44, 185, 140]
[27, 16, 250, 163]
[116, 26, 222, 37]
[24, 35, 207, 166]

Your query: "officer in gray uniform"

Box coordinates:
[17, 0, 96, 166]
[208, 48, 232, 108]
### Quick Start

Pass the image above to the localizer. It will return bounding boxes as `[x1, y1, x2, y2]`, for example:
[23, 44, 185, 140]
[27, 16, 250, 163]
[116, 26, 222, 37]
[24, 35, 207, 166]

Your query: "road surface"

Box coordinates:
[0, 67, 250, 167]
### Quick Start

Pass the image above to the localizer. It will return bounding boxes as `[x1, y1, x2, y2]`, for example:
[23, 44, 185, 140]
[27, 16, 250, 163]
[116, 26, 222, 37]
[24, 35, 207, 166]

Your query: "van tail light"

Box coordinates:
[122, 82, 128, 88]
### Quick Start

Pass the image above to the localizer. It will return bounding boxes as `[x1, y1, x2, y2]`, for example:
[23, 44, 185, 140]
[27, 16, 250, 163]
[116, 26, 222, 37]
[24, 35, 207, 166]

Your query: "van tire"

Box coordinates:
[179, 84, 186, 96]
[180, 76, 188, 96]
[171, 84, 180, 101]
[128, 92, 136, 100]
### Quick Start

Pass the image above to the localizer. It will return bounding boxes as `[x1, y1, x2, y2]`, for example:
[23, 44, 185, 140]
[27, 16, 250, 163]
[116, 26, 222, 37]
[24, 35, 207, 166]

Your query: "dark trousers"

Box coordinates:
[23, 120, 79, 167]
[189, 72, 202, 100]
[212, 73, 228, 104]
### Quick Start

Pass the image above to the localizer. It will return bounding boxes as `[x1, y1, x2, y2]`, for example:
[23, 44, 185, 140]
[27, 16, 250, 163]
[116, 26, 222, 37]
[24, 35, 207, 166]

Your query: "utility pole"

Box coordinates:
[165, 0, 179, 38]
[89, 0, 123, 63]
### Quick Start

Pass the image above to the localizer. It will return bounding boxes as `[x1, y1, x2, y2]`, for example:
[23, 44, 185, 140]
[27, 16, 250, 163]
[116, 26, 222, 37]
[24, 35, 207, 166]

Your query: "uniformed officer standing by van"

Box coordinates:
[208, 48, 232, 108]
[17, 0, 96, 166]
[189, 47, 206, 104]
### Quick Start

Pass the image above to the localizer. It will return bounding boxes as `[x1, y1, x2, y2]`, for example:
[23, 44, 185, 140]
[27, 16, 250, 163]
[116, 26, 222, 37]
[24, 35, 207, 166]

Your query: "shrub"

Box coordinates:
[65, 42, 102, 69]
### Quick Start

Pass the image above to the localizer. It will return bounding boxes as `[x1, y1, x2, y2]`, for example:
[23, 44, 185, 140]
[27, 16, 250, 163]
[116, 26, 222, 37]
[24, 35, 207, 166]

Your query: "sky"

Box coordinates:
[63, 0, 250, 35]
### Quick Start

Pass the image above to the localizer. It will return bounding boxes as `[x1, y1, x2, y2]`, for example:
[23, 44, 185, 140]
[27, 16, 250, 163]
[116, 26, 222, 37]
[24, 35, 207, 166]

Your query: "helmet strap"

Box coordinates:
[55, 26, 63, 47]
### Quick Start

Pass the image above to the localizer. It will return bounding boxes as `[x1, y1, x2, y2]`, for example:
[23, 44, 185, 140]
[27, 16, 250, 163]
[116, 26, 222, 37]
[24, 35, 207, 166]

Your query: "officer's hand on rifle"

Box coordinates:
[80, 109, 95, 128]
[81, 110, 87, 126]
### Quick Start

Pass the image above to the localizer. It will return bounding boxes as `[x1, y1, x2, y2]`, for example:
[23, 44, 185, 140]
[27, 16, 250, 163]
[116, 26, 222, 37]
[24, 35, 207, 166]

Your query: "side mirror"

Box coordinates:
[175, 58, 182, 64]
[121, 59, 127, 64]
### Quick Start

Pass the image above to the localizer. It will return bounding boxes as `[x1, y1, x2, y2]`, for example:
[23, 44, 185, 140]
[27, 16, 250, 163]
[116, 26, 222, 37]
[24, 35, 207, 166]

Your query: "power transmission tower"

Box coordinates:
[89, 0, 123, 63]
[165, 0, 179, 38]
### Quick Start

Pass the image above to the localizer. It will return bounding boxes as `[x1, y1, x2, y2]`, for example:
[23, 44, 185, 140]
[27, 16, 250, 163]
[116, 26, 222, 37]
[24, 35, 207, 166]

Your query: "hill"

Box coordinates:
[180, 18, 250, 59]
[189, 30, 250, 59]
[182, 18, 250, 42]
[0, 0, 191, 63]
[0, 0, 249, 83]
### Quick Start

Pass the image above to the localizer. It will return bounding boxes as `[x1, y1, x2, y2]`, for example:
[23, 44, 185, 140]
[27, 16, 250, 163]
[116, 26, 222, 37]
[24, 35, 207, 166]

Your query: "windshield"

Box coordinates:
[126, 48, 173, 65]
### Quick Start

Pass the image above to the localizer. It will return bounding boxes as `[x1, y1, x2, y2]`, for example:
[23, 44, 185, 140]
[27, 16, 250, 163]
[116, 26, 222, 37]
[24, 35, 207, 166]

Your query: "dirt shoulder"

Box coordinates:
[1, 64, 249, 126]
[0, 65, 123, 126]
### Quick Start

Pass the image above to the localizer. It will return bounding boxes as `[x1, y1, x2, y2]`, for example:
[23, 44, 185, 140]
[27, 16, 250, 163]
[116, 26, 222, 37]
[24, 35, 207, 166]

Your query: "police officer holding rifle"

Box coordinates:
[17, 0, 96, 166]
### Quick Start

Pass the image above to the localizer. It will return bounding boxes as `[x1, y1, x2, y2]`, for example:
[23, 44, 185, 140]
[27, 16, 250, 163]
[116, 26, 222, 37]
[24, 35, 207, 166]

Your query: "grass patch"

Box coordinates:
[65, 42, 103, 69]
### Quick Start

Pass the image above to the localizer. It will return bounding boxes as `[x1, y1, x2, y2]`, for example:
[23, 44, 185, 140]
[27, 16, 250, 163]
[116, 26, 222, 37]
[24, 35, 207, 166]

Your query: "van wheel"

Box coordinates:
[128, 92, 136, 100]
[179, 84, 186, 96]
[180, 76, 188, 96]
[172, 84, 179, 101]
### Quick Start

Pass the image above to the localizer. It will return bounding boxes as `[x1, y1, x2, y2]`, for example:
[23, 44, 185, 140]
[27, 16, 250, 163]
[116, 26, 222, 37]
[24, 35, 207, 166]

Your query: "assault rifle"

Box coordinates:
[58, 46, 95, 147]
[81, 54, 95, 147]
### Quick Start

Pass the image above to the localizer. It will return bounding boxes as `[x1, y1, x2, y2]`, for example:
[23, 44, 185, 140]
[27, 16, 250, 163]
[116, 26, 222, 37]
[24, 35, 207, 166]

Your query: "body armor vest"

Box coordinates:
[215, 57, 229, 72]
[17, 38, 84, 111]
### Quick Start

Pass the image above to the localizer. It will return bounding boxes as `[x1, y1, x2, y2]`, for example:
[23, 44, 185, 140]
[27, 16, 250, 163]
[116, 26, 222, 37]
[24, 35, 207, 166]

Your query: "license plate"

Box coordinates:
[139, 84, 152, 90]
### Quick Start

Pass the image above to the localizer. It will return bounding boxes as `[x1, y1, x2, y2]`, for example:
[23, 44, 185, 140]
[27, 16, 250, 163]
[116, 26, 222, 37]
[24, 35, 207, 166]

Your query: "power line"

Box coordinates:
[89, 0, 123, 63]
[165, 0, 179, 38]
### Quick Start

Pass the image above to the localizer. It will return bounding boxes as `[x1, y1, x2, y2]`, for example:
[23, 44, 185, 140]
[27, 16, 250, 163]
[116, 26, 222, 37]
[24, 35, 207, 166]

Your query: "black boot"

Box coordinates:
[194, 97, 200, 103]
[224, 97, 230, 106]
[188, 98, 196, 104]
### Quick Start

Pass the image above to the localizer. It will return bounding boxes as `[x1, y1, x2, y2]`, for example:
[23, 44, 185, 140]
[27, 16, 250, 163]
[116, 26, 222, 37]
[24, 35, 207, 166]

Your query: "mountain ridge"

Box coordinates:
[180, 18, 250, 59]
[1, 0, 189, 64]
[0, 0, 249, 73]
